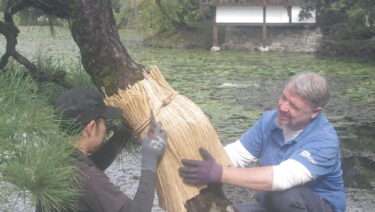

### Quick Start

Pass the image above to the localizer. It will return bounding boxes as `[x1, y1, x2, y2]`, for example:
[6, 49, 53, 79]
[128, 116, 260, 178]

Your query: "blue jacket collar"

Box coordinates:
[272, 110, 324, 143]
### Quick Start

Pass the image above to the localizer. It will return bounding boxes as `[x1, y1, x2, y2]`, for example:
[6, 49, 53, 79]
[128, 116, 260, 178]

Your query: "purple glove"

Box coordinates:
[179, 147, 223, 184]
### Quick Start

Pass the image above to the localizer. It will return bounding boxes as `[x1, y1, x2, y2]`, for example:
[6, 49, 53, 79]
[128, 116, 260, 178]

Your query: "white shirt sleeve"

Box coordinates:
[272, 159, 313, 191]
[224, 140, 257, 168]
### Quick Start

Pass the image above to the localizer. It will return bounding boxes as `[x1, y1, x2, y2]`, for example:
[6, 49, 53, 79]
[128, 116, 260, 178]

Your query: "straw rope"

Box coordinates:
[105, 66, 232, 212]
[134, 92, 179, 134]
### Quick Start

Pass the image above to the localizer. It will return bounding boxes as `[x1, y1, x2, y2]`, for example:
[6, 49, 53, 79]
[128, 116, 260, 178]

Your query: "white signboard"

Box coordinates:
[216, 6, 316, 24]
[266, 6, 289, 23]
[216, 6, 263, 23]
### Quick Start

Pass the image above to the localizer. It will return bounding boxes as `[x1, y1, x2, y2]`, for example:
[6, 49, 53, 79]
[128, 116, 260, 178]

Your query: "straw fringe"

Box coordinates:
[105, 66, 232, 212]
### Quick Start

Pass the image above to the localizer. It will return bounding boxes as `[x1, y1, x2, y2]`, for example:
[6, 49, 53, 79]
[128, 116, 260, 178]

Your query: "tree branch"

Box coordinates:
[28, 0, 73, 18]
[0, 20, 20, 70]
[0, 4, 72, 88]
[4, 0, 31, 22]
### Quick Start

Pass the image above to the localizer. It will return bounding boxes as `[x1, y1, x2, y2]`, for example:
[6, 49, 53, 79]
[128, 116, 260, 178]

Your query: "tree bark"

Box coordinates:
[186, 184, 237, 212]
[66, 0, 144, 95]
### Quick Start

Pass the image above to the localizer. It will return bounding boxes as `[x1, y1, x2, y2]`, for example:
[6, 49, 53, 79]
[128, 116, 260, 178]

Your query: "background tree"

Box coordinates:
[300, 0, 375, 57]
[301, 0, 374, 38]
[114, 0, 200, 36]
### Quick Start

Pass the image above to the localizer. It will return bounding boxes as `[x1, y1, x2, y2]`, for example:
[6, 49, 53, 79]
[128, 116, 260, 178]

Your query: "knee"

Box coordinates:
[267, 187, 307, 212]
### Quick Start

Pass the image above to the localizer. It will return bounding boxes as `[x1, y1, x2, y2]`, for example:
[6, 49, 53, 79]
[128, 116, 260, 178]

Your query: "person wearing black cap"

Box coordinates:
[36, 88, 168, 212]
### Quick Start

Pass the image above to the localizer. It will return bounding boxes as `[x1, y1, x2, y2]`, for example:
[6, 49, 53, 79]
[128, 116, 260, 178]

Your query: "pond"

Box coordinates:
[1, 26, 374, 211]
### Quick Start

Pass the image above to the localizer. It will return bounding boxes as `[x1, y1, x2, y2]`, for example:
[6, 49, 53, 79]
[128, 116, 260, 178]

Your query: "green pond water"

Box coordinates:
[1, 26, 374, 146]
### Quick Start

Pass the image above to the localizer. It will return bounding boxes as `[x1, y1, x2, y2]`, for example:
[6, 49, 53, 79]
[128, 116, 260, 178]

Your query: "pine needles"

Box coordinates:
[0, 66, 79, 211]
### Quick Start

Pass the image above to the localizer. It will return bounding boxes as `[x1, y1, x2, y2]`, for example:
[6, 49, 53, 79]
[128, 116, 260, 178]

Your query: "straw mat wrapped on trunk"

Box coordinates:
[105, 66, 232, 212]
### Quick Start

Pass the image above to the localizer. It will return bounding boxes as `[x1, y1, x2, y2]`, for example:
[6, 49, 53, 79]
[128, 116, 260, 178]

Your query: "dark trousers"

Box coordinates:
[234, 187, 333, 212]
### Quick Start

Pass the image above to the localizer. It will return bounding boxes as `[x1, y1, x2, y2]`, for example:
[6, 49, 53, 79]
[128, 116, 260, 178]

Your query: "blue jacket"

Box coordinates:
[240, 109, 346, 212]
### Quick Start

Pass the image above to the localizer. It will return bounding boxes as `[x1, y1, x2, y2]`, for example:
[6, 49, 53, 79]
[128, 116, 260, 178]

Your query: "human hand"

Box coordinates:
[141, 122, 168, 172]
[179, 147, 223, 184]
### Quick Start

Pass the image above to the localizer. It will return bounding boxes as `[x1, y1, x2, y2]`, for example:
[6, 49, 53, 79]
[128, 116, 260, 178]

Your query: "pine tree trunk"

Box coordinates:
[67, 0, 144, 95]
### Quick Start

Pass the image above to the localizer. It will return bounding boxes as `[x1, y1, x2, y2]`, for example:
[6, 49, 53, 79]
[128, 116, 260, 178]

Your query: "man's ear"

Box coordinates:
[83, 120, 96, 138]
[310, 107, 322, 119]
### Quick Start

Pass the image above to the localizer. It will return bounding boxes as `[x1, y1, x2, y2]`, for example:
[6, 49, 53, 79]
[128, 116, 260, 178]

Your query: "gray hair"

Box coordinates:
[286, 72, 330, 109]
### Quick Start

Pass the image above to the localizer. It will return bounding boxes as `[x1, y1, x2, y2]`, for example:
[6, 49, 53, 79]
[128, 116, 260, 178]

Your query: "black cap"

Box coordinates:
[54, 88, 122, 126]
